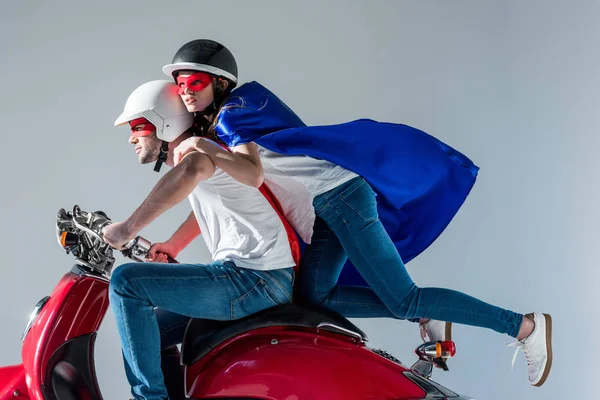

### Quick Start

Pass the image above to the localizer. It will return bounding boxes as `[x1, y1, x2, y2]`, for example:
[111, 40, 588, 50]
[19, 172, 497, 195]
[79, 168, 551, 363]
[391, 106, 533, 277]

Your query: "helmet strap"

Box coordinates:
[153, 140, 170, 172]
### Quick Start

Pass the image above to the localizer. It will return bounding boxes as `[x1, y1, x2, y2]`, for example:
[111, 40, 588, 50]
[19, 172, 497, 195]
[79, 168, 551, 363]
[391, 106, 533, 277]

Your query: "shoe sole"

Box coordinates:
[445, 321, 453, 341]
[533, 313, 553, 387]
[441, 322, 453, 363]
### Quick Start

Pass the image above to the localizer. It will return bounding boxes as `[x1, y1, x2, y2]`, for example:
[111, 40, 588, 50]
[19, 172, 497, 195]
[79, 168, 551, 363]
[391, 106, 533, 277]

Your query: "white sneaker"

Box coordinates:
[507, 312, 553, 387]
[420, 319, 453, 342]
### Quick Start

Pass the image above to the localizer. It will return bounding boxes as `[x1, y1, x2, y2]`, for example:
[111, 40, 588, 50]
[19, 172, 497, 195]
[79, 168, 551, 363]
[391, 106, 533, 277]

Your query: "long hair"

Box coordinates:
[191, 76, 235, 144]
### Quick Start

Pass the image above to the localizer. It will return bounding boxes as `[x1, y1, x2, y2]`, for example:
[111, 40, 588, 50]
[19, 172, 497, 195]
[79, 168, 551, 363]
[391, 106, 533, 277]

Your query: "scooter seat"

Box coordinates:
[180, 303, 367, 366]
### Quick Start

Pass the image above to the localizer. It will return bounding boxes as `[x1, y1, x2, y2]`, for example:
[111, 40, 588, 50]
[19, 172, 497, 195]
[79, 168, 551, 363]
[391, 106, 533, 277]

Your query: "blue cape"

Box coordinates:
[215, 82, 479, 286]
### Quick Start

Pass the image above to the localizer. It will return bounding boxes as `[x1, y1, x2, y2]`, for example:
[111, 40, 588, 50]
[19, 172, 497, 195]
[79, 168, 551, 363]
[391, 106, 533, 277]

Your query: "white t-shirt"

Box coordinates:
[188, 166, 295, 271]
[256, 145, 358, 244]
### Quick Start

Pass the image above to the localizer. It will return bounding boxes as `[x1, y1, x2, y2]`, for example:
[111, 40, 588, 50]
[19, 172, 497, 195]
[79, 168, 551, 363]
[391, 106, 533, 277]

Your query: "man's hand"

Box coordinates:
[102, 221, 136, 250]
[147, 241, 179, 262]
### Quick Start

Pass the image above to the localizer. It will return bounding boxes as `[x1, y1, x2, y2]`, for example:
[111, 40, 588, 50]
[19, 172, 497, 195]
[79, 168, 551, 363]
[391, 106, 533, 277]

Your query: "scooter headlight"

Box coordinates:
[56, 228, 79, 251]
[21, 296, 50, 343]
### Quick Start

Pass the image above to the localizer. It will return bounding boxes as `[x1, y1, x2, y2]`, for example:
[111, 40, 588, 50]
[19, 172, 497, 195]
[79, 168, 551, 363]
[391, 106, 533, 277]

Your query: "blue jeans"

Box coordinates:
[298, 176, 523, 338]
[109, 260, 294, 400]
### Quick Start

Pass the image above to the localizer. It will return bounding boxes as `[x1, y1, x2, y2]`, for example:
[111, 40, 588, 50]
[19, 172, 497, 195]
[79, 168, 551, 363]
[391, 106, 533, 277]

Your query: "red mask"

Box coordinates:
[176, 71, 212, 95]
[128, 117, 156, 137]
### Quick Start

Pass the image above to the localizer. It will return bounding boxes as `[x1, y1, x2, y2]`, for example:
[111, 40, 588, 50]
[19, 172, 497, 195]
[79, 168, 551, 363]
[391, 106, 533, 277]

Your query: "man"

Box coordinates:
[102, 80, 297, 400]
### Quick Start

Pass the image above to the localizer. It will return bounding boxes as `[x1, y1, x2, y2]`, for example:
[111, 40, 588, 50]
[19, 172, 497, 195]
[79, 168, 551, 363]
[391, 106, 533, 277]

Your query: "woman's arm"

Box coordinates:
[174, 137, 264, 188]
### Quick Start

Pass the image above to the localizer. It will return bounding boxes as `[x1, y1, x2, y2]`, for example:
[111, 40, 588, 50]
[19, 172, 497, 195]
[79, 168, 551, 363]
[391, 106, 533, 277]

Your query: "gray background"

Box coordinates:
[0, 1, 596, 399]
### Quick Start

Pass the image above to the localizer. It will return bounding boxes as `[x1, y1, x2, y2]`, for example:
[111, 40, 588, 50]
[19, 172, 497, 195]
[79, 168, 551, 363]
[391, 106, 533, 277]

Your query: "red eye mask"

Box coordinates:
[176, 71, 212, 95]
[128, 117, 156, 137]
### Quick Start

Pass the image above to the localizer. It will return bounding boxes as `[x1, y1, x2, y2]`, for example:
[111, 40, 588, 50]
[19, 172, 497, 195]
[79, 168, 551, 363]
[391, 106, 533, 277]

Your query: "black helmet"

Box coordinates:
[162, 39, 238, 87]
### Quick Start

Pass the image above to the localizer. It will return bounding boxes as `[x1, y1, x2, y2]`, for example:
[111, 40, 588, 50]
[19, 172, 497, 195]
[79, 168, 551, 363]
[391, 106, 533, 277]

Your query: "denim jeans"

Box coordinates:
[298, 176, 523, 338]
[109, 260, 294, 400]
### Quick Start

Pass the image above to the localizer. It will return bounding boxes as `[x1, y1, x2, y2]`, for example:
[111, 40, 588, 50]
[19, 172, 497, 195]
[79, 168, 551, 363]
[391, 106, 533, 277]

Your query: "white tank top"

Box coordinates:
[188, 166, 295, 271]
[257, 145, 358, 244]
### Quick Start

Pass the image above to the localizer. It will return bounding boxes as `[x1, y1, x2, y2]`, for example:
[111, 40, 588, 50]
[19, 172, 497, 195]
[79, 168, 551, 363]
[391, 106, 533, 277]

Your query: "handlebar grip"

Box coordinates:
[150, 252, 178, 264]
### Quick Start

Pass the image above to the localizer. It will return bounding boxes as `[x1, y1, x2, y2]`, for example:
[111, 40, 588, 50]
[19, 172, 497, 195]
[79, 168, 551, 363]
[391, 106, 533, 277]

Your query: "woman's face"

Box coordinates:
[176, 70, 215, 113]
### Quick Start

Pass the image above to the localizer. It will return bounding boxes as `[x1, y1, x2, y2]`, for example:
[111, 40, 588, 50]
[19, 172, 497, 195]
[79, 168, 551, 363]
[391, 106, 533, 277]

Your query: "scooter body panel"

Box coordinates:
[186, 327, 426, 400]
[20, 271, 109, 400]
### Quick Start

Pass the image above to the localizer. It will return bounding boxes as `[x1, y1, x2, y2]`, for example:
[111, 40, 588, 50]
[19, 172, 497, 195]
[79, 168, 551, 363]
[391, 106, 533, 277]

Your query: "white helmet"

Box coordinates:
[114, 80, 193, 142]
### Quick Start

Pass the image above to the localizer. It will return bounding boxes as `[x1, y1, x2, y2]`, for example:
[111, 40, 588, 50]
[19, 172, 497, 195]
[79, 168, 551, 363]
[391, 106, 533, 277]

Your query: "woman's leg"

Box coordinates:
[302, 176, 551, 385]
[313, 177, 523, 337]
[298, 215, 397, 318]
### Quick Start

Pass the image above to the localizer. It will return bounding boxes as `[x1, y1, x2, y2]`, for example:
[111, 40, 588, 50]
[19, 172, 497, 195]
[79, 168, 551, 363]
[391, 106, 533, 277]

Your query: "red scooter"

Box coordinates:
[0, 205, 473, 400]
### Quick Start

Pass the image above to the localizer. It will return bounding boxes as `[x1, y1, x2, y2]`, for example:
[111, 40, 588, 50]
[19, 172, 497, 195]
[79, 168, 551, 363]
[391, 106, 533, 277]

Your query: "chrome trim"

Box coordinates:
[316, 322, 368, 343]
[122, 236, 152, 263]
[71, 264, 110, 282]
[372, 348, 401, 364]
[72, 218, 104, 242]
[21, 296, 50, 342]
[410, 359, 433, 379]
[56, 206, 130, 276]
[74, 255, 115, 278]
[131, 236, 151, 260]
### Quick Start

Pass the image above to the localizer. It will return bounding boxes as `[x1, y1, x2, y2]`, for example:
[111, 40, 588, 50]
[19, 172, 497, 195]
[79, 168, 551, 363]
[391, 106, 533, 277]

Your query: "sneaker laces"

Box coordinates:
[506, 339, 535, 370]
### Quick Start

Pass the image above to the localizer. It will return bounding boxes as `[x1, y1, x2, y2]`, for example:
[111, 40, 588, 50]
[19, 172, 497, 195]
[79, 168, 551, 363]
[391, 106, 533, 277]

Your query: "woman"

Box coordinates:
[163, 39, 552, 387]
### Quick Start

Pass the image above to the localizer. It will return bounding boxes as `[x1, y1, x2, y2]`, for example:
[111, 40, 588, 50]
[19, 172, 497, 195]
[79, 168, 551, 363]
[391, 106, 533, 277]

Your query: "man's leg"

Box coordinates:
[109, 260, 293, 400]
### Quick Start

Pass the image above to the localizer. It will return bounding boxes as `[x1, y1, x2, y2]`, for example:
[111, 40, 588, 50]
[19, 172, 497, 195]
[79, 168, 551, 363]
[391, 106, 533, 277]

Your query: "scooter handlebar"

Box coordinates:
[122, 236, 179, 264]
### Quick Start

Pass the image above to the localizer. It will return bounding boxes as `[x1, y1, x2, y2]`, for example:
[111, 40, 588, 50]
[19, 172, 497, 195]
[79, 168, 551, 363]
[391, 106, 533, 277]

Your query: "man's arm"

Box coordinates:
[168, 211, 201, 253]
[146, 211, 201, 261]
[126, 152, 215, 234]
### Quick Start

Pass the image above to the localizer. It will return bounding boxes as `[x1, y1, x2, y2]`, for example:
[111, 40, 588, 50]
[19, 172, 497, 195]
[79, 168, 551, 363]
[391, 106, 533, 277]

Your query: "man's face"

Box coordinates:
[128, 118, 162, 164]
[176, 70, 215, 113]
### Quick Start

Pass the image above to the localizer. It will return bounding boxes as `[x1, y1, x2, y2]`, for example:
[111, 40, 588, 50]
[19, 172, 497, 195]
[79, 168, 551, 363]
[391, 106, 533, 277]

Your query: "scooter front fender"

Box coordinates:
[0, 364, 29, 399]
